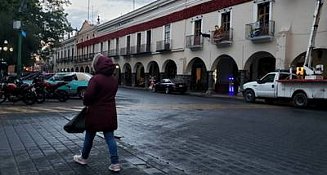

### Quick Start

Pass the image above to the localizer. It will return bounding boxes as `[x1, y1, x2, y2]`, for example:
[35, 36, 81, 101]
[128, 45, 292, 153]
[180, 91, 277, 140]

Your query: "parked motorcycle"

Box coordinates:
[33, 77, 69, 103]
[0, 78, 36, 105]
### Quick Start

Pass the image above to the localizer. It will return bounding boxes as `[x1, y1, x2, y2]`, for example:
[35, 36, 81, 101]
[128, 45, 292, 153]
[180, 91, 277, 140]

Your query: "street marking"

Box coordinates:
[0, 105, 84, 115]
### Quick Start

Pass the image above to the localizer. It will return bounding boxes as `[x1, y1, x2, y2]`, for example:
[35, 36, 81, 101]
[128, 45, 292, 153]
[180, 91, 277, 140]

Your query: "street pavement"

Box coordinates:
[1, 88, 327, 175]
[0, 101, 171, 175]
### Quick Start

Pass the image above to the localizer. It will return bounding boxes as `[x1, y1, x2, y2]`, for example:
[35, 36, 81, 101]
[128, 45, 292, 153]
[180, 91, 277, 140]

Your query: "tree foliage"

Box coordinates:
[0, 0, 72, 66]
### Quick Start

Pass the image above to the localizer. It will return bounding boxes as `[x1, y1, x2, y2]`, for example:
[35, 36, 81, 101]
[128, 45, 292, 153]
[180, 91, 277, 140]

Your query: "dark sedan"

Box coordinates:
[152, 78, 187, 94]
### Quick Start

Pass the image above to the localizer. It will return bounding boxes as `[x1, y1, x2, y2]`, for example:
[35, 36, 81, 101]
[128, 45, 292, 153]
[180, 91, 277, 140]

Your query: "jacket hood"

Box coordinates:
[92, 53, 115, 76]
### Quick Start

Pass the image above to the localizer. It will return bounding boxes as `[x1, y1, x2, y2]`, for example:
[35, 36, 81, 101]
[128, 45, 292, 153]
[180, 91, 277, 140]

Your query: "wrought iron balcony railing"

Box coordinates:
[211, 28, 233, 47]
[245, 20, 275, 43]
[186, 35, 203, 50]
[156, 40, 171, 52]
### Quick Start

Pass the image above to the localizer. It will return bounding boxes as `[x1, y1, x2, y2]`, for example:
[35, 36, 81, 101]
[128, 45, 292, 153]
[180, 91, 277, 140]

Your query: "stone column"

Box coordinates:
[239, 70, 246, 91]
[144, 73, 149, 89]
[121, 73, 125, 86]
[132, 73, 136, 87]
[206, 71, 214, 95]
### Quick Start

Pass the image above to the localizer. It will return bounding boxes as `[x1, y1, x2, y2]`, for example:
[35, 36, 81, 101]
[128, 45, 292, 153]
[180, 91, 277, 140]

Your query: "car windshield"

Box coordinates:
[76, 73, 92, 81]
[49, 73, 68, 81]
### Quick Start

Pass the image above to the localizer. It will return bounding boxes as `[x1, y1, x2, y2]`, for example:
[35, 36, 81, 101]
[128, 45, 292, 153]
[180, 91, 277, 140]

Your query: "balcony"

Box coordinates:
[131, 44, 151, 55]
[108, 49, 119, 57]
[120, 47, 131, 56]
[156, 40, 171, 52]
[186, 35, 203, 50]
[211, 28, 233, 47]
[246, 20, 275, 43]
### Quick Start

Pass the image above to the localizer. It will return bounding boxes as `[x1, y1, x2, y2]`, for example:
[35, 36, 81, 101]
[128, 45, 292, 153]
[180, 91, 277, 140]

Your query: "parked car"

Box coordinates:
[47, 72, 92, 98]
[152, 78, 187, 94]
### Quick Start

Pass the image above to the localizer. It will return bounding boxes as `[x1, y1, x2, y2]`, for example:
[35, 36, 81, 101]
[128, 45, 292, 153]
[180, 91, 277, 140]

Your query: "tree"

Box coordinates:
[0, 0, 72, 67]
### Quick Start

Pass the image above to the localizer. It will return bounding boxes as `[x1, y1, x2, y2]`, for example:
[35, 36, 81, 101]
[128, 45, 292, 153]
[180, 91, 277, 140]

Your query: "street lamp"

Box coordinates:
[0, 40, 14, 78]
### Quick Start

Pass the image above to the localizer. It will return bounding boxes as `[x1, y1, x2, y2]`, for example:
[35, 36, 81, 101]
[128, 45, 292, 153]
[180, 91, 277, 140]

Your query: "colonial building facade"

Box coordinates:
[53, 0, 327, 95]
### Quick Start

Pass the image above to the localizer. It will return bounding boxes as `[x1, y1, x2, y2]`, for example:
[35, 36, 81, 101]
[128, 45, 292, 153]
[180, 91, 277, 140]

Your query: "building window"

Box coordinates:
[146, 30, 151, 51]
[100, 42, 103, 52]
[221, 12, 230, 32]
[194, 20, 202, 45]
[116, 38, 119, 54]
[137, 33, 141, 53]
[127, 35, 131, 53]
[164, 24, 171, 43]
[107, 40, 110, 51]
[257, 2, 270, 34]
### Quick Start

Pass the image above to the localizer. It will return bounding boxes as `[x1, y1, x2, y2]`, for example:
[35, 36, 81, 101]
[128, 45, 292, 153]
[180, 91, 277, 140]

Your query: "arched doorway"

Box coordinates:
[85, 66, 90, 73]
[80, 67, 84, 72]
[213, 55, 239, 95]
[145, 61, 160, 87]
[123, 64, 132, 86]
[114, 65, 122, 85]
[244, 51, 276, 81]
[148, 61, 160, 81]
[135, 62, 145, 87]
[188, 58, 207, 92]
[163, 60, 177, 79]
[75, 67, 79, 72]
[71, 68, 74, 72]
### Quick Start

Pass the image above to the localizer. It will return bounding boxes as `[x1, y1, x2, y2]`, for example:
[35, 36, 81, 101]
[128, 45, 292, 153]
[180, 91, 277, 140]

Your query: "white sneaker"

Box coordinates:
[73, 155, 87, 165]
[109, 163, 121, 172]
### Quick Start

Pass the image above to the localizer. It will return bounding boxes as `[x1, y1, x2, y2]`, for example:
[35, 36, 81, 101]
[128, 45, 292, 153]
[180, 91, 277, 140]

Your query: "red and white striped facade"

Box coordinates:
[54, 0, 327, 94]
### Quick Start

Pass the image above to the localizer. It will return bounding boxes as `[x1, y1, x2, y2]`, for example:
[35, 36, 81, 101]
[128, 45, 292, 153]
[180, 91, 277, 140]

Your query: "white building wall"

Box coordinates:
[56, 0, 327, 83]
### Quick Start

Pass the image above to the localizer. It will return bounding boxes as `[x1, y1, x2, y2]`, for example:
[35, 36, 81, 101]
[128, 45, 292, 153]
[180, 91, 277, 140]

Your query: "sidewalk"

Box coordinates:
[0, 112, 181, 175]
[120, 85, 244, 101]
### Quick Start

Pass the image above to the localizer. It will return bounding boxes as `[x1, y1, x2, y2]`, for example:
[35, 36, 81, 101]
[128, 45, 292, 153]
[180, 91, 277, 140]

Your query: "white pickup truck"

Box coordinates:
[242, 72, 327, 107]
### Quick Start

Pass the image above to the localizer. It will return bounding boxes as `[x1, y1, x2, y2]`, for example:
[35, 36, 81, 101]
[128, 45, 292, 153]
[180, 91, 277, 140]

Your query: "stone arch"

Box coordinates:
[75, 67, 79, 72]
[162, 59, 177, 79]
[291, 48, 327, 78]
[85, 66, 90, 73]
[134, 62, 145, 87]
[186, 57, 208, 92]
[211, 55, 239, 95]
[244, 51, 276, 81]
[80, 67, 85, 72]
[71, 68, 74, 72]
[123, 63, 132, 86]
[146, 61, 160, 85]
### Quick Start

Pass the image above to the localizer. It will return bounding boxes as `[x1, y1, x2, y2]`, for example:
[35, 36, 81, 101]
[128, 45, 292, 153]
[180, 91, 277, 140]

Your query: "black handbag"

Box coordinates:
[64, 107, 87, 133]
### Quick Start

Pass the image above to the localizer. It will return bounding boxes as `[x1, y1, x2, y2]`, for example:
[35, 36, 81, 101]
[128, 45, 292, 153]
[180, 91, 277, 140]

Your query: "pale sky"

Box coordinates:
[65, 0, 157, 30]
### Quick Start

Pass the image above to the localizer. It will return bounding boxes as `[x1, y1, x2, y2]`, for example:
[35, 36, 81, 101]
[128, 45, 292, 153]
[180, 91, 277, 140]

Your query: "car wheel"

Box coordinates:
[57, 90, 69, 102]
[293, 92, 308, 108]
[244, 89, 255, 103]
[78, 88, 87, 99]
[165, 87, 170, 94]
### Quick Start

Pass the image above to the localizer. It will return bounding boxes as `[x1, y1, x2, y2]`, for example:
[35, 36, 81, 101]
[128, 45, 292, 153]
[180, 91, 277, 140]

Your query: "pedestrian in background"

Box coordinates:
[73, 53, 121, 172]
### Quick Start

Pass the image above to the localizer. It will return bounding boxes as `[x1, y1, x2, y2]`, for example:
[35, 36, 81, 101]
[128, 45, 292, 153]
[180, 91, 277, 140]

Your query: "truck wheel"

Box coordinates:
[244, 89, 255, 103]
[293, 92, 308, 108]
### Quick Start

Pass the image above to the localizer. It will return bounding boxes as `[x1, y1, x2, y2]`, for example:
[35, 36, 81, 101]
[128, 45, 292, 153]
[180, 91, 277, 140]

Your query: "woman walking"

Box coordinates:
[73, 53, 120, 172]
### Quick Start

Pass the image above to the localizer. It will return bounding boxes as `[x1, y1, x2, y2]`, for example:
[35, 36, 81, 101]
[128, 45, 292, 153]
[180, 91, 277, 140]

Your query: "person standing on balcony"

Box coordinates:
[73, 53, 121, 172]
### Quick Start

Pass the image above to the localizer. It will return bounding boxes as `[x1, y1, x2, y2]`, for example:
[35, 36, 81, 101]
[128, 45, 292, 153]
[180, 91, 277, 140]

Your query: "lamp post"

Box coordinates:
[0, 40, 14, 79]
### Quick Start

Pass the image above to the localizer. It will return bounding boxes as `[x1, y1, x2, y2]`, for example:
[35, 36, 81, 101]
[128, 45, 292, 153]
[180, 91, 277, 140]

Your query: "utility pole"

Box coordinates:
[14, 0, 27, 77]
[133, 0, 135, 10]
[88, 0, 90, 21]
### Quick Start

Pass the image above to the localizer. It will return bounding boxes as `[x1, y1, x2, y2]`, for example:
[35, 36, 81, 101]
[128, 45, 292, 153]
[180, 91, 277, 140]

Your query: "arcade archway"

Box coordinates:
[244, 51, 276, 81]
